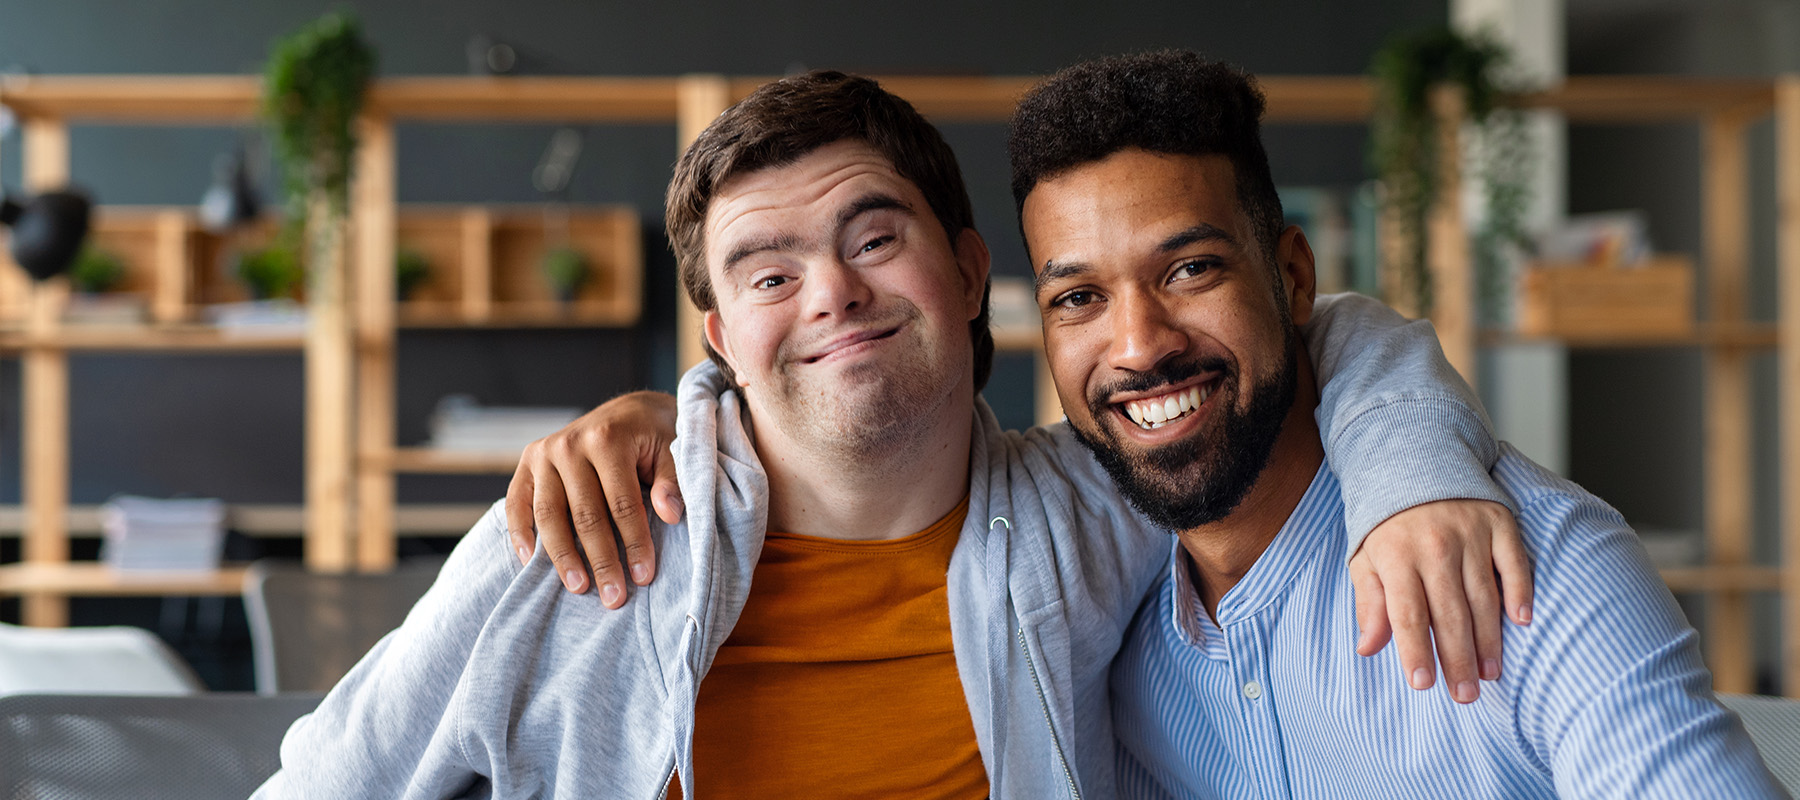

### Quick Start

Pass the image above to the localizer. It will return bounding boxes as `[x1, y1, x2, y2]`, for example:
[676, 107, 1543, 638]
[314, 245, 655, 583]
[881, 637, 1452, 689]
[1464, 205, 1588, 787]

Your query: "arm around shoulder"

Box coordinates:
[1304, 292, 1511, 548]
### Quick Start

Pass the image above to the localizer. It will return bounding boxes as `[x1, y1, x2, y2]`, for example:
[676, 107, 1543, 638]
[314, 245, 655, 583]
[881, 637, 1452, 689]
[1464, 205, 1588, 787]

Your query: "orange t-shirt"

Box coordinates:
[669, 495, 986, 799]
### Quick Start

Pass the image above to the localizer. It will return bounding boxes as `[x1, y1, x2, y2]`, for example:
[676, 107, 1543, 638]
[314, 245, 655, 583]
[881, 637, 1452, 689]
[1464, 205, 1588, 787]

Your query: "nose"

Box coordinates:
[1106, 289, 1185, 374]
[801, 258, 872, 319]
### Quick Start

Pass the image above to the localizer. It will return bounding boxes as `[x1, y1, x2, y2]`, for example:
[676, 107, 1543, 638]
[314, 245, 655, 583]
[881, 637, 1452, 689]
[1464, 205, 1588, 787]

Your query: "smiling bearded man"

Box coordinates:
[1008, 49, 1783, 799]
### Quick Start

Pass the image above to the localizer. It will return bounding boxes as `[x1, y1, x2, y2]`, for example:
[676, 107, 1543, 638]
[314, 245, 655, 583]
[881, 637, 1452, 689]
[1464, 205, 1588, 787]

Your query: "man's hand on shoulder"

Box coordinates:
[504, 390, 685, 609]
[1350, 499, 1533, 704]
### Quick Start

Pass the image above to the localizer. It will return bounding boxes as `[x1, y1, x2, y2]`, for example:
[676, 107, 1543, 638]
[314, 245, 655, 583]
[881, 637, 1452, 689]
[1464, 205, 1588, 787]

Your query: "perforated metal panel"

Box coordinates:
[0, 692, 321, 800]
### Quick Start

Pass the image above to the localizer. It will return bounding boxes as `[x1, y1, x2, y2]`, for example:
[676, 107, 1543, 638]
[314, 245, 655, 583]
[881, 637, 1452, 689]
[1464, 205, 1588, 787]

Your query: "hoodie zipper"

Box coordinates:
[1019, 625, 1081, 800]
[656, 757, 676, 800]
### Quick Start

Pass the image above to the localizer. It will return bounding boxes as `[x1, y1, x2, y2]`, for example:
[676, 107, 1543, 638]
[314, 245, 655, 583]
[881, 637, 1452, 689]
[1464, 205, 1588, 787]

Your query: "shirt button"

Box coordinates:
[1243, 680, 1263, 700]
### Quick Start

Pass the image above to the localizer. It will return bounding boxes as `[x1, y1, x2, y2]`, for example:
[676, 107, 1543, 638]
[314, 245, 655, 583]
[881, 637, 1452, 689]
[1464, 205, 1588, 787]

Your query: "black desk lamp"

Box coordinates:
[0, 188, 91, 281]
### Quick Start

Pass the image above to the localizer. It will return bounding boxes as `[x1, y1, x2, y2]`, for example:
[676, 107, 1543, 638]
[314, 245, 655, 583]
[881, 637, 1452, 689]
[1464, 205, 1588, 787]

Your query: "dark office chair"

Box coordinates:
[0, 691, 322, 800]
[241, 556, 446, 694]
[1719, 692, 1800, 795]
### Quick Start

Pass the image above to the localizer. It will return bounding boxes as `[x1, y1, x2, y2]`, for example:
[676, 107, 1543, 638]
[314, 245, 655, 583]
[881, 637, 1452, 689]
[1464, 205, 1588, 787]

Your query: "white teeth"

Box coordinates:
[1123, 382, 1215, 430]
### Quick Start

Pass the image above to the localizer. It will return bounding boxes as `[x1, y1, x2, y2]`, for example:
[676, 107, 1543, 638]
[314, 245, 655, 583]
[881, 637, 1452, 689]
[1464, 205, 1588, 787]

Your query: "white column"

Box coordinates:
[1454, 0, 1569, 475]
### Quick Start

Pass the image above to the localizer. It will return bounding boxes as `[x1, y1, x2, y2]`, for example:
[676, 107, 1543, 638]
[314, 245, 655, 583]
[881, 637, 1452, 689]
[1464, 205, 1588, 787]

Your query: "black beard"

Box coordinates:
[1070, 332, 1299, 532]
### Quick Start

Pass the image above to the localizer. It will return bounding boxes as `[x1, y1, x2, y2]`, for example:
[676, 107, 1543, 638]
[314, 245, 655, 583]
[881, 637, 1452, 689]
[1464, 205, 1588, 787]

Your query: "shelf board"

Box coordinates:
[398, 304, 637, 329]
[1516, 76, 1775, 121]
[0, 324, 307, 352]
[385, 447, 521, 475]
[0, 563, 248, 596]
[1660, 565, 1783, 593]
[1481, 321, 1778, 350]
[0, 75, 685, 124]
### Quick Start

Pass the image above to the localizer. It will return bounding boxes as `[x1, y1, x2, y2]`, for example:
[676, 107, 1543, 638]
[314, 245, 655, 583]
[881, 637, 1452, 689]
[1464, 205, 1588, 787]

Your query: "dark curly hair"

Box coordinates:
[1007, 50, 1284, 263]
[667, 70, 993, 391]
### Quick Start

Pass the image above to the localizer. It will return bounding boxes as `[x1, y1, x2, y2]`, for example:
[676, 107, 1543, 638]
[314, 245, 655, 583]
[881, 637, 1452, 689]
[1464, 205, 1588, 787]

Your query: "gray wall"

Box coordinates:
[0, 0, 1445, 506]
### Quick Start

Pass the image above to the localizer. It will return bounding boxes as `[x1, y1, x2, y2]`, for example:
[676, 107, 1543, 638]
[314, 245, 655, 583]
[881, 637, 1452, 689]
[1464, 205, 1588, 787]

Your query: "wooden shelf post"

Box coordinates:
[1702, 109, 1756, 693]
[355, 115, 399, 572]
[19, 117, 72, 627]
[1428, 86, 1477, 389]
[1777, 76, 1800, 696]
[674, 75, 732, 374]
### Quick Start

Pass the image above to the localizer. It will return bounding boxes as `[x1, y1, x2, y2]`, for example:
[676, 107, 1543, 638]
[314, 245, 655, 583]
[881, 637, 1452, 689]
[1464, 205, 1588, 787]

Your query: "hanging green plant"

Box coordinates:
[263, 11, 375, 223]
[1369, 26, 1534, 320]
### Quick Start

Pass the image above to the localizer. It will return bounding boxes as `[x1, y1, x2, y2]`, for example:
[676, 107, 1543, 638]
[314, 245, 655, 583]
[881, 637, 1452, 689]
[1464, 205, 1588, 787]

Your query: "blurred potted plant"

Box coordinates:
[234, 244, 303, 301]
[1369, 26, 1534, 321]
[69, 246, 125, 295]
[64, 246, 145, 323]
[541, 246, 588, 304]
[396, 248, 431, 302]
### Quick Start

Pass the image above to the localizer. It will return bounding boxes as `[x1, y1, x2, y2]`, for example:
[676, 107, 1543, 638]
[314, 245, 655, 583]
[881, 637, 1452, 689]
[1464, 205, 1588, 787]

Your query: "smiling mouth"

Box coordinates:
[1118, 379, 1217, 430]
[803, 327, 901, 363]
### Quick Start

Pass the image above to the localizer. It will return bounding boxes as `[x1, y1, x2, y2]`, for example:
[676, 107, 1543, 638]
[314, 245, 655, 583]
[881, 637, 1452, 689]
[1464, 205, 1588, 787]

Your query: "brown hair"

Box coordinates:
[665, 70, 993, 390]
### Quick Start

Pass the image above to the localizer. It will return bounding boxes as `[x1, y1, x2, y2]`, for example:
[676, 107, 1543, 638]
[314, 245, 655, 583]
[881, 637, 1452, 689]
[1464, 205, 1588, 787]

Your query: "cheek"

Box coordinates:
[1042, 329, 1104, 411]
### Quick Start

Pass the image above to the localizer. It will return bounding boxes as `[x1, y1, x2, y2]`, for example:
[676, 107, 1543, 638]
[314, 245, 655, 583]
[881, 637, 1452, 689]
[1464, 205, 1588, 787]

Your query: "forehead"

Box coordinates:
[704, 141, 920, 254]
[1020, 149, 1246, 269]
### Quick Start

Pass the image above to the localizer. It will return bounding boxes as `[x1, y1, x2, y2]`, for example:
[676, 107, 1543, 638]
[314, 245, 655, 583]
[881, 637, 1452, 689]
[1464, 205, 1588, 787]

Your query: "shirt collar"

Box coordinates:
[1165, 462, 1343, 646]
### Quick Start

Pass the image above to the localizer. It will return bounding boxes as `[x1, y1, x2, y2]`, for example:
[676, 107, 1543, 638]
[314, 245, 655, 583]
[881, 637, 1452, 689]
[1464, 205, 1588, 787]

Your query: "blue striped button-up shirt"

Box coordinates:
[1111, 446, 1784, 799]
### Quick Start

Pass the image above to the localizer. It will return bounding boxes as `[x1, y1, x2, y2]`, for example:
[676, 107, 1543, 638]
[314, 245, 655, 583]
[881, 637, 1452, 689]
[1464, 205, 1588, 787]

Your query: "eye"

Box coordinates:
[1053, 290, 1096, 308]
[753, 274, 790, 290]
[858, 235, 894, 254]
[1169, 259, 1216, 282]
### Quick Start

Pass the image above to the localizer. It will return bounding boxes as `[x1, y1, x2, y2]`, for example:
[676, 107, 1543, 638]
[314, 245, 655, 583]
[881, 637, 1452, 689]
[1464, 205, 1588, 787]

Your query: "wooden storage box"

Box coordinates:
[1516, 255, 1694, 339]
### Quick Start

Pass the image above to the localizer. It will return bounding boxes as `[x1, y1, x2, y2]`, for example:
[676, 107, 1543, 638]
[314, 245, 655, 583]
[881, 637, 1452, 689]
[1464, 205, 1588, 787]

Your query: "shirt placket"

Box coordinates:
[1224, 614, 1291, 800]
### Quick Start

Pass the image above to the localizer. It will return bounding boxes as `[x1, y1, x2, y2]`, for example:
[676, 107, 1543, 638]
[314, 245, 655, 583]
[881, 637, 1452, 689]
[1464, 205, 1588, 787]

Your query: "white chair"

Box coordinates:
[0, 622, 203, 696]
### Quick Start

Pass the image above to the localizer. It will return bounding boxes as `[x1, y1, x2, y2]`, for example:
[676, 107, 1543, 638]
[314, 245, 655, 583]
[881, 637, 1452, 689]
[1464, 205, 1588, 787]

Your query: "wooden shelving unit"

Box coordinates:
[2, 73, 1797, 700]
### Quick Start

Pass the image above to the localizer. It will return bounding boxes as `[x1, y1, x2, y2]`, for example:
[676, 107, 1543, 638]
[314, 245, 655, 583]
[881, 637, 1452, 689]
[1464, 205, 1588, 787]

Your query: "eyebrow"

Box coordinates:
[720, 192, 915, 274]
[1158, 223, 1236, 253]
[837, 192, 914, 228]
[1034, 258, 1090, 294]
[722, 233, 805, 273]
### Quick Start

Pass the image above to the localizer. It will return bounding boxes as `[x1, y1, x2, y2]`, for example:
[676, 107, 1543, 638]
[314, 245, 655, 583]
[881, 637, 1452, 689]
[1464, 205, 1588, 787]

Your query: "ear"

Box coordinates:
[702, 310, 748, 387]
[953, 228, 992, 321]
[1275, 225, 1317, 326]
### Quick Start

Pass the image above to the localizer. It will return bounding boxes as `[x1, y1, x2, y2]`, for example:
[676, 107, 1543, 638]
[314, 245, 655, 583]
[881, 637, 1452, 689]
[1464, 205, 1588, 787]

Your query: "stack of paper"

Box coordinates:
[100, 496, 227, 572]
[428, 395, 582, 455]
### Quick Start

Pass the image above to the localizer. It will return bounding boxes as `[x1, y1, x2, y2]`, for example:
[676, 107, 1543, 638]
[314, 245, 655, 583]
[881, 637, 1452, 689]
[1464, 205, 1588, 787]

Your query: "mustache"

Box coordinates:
[1087, 355, 1230, 414]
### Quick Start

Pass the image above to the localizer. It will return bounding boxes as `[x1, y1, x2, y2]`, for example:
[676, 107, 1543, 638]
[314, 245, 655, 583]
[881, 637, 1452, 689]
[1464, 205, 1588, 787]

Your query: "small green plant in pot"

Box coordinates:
[541, 247, 588, 303]
[235, 244, 303, 300]
[69, 246, 126, 294]
[396, 248, 431, 302]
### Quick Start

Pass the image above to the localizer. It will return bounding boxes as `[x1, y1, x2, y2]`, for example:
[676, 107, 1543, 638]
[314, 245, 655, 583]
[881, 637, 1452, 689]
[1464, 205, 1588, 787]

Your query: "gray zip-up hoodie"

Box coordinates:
[255, 293, 1505, 800]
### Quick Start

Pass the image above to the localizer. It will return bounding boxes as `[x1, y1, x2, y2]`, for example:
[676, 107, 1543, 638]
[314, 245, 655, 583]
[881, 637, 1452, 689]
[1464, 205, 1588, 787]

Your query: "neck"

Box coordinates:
[751, 382, 975, 542]
[1178, 352, 1324, 618]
